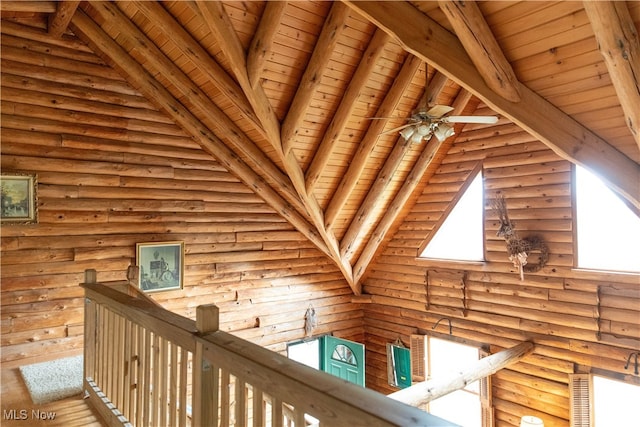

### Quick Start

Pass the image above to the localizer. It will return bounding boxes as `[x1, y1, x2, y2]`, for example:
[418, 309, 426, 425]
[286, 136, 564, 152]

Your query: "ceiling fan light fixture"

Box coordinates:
[416, 124, 431, 135]
[399, 126, 415, 141]
[434, 123, 455, 141]
[411, 131, 427, 144]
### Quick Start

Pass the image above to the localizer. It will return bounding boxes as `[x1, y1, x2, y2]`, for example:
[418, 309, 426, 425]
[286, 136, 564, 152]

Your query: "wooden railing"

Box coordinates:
[82, 270, 455, 427]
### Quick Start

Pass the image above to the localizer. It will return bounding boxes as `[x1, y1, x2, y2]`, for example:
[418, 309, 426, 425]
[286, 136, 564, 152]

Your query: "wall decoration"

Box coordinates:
[304, 305, 317, 336]
[1, 173, 38, 224]
[492, 195, 549, 280]
[136, 241, 184, 292]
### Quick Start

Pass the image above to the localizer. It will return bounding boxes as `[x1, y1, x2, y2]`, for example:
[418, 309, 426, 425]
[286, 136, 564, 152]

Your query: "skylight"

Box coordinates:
[575, 165, 640, 273]
[420, 172, 484, 262]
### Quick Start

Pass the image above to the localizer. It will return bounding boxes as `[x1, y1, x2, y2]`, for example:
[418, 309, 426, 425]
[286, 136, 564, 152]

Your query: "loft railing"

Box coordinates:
[81, 269, 454, 427]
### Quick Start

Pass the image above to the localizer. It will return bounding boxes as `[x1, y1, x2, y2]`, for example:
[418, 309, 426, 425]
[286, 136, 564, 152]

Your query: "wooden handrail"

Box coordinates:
[83, 281, 198, 351]
[82, 272, 456, 427]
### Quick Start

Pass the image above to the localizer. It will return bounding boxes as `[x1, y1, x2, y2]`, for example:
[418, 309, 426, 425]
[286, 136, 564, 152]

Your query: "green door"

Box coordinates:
[322, 336, 365, 387]
[391, 345, 411, 389]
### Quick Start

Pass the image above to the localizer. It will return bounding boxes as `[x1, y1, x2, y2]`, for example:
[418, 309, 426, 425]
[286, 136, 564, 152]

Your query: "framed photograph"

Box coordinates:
[136, 241, 184, 292]
[1, 173, 38, 224]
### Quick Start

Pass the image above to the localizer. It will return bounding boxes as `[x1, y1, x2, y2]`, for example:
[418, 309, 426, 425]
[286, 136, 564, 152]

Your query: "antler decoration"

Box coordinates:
[491, 195, 549, 280]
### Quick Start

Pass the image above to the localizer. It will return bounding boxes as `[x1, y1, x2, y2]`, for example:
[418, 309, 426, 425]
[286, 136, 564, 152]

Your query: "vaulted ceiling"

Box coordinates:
[2, 1, 639, 294]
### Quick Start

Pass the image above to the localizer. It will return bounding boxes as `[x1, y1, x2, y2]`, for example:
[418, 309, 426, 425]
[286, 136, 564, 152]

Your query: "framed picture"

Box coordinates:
[1, 173, 38, 224]
[136, 241, 184, 292]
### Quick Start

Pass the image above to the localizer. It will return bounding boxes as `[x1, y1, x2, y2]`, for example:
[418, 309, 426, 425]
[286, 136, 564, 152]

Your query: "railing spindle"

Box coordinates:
[142, 329, 151, 426]
[169, 342, 178, 426]
[152, 334, 160, 427]
[122, 318, 132, 419]
[178, 347, 188, 427]
[82, 276, 455, 427]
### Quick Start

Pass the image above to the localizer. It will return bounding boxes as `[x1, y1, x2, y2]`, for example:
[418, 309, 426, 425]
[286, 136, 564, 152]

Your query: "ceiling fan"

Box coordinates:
[380, 64, 499, 144]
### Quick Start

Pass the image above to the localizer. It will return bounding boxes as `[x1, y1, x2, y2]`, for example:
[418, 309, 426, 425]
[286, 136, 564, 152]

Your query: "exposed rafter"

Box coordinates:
[195, 1, 357, 292]
[353, 89, 474, 284]
[69, 9, 332, 263]
[132, 0, 269, 145]
[583, 0, 640, 148]
[438, 0, 520, 103]
[195, 1, 283, 156]
[280, 2, 350, 157]
[87, 2, 304, 217]
[5, 0, 636, 296]
[47, 0, 79, 38]
[324, 54, 422, 231]
[305, 29, 390, 193]
[340, 70, 453, 263]
[343, 0, 640, 210]
[247, 1, 288, 90]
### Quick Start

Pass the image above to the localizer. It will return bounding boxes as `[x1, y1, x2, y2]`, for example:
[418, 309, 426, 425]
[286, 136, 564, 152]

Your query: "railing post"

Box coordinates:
[85, 268, 97, 285]
[193, 304, 219, 427]
[82, 270, 98, 405]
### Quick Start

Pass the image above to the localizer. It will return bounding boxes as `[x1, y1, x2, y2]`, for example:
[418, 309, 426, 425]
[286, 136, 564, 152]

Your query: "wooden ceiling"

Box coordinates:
[2, 1, 639, 294]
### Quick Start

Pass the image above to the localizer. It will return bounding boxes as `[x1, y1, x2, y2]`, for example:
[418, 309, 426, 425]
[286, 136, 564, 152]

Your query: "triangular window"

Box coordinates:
[420, 171, 484, 261]
[575, 165, 640, 273]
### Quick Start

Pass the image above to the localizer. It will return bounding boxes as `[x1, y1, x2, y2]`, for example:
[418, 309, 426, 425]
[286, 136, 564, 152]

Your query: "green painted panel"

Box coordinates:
[322, 336, 365, 387]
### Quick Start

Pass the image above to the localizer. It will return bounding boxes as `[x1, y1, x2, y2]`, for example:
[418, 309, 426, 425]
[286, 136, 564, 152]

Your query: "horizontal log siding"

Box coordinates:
[363, 120, 640, 427]
[0, 24, 362, 368]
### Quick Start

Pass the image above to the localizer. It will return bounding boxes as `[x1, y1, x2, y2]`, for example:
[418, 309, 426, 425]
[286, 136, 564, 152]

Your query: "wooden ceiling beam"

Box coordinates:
[325, 53, 421, 231]
[344, 0, 640, 210]
[88, 2, 304, 216]
[247, 1, 288, 89]
[340, 72, 450, 263]
[583, 1, 640, 148]
[195, 1, 357, 292]
[438, 0, 521, 103]
[281, 2, 350, 156]
[69, 9, 331, 262]
[305, 29, 390, 193]
[47, 0, 79, 38]
[132, 1, 267, 144]
[353, 89, 474, 284]
[0, 1, 56, 13]
[195, 1, 282, 157]
[390, 341, 534, 407]
[340, 134, 414, 262]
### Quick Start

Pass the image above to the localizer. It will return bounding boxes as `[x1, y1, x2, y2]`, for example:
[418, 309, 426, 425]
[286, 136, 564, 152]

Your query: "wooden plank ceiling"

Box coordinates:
[2, 1, 639, 294]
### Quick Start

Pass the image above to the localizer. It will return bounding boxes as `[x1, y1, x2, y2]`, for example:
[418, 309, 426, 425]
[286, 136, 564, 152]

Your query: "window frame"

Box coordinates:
[410, 334, 492, 426]
[418, 164, 486, 263]
[572, 164, 640, 274]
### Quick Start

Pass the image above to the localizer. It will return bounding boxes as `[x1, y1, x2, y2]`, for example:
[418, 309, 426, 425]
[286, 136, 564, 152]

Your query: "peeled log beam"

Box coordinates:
[389, 341, 534, 407]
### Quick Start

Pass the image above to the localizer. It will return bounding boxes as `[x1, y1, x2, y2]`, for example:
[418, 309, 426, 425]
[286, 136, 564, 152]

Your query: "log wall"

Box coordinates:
[2, 17, 638, 427]
[0, 23, 362, 369]
[362, 114, 640, 427]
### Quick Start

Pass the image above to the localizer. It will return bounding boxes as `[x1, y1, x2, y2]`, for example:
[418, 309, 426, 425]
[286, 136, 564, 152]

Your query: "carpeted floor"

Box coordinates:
[19, 355, 83, 404]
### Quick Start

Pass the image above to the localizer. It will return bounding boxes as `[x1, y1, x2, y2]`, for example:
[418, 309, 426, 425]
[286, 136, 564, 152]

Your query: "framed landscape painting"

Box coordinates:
[136, 241, 184, 292]
[1, 173, 37, 224]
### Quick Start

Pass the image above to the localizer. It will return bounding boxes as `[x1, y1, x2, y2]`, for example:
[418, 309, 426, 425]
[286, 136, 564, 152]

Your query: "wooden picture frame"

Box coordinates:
[136, 241, 184, 292]
[1, 173, 38, 224]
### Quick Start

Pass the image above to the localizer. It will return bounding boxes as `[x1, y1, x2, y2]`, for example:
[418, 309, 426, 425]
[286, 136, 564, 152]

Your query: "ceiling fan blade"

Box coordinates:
[426, 104, 454, 118]
[442, 115, 499, 124]
[380, 122, 416, 135]
[365, 116, 406, 120]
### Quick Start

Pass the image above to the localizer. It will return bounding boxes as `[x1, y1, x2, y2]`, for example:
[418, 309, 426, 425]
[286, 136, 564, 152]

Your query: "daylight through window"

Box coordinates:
[420, 172, 484, 262]
[575, 166, 640, 273]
